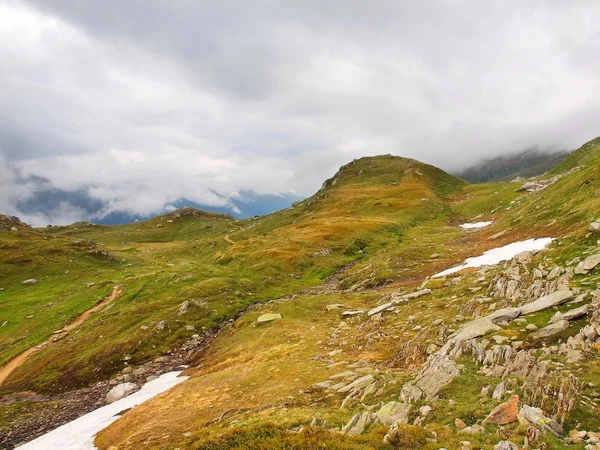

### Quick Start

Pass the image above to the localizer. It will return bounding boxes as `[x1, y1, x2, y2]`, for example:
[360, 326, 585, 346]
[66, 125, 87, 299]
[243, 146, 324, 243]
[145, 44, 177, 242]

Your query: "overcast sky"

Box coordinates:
[1, 1, 600, 225]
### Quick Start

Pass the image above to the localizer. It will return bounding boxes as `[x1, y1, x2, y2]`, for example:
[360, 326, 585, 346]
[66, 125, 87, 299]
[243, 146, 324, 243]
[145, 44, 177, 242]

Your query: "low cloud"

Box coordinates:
[1, 1, 599, 225]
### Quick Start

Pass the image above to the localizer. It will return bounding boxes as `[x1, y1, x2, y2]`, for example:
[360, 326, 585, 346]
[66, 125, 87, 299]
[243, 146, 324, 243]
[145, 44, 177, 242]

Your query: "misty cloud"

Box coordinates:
[1, 0, 599, 225]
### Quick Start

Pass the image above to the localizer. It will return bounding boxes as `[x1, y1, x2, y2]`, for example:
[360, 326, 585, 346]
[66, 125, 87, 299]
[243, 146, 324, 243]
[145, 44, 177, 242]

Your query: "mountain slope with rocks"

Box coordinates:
[2, 138, 600, 449]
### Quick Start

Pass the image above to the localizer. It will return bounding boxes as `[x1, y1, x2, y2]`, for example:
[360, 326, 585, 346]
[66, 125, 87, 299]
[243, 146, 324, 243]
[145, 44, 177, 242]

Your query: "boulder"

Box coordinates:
[519, 290, 573, 315]
[532, 320, 569, 340]
[257, 313, 282, 324]
[374, 401, 411, 426]
[549, 304, 589, 323]
[106, 382, 138, 403]
[575, 254, 600, 274]
[483, 395, 519, 425]
[517, 405, 562, 436]
[452, 318, 501, 342]
[487, 307, 521, 324]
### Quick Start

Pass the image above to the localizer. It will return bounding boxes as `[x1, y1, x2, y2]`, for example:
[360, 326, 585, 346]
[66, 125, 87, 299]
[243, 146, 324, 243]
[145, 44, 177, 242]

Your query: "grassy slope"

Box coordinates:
[1, 156, 467, 393]
[3, 138, 600, 448]
[96, 137, 600, 449]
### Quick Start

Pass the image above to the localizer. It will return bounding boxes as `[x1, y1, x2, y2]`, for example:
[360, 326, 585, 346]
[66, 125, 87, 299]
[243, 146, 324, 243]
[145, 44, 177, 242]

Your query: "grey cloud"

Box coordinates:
[1, 0, 599, 225]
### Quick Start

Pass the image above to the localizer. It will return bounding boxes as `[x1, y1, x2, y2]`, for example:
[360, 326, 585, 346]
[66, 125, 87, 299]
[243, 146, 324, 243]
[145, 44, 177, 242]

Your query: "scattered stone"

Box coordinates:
[483, 395, 519, 425]
[452, 318, 501, 342]
[494, 441, 518, 450]
[105, 383, 138, 403]
[178, 301, 189, 316]
[532, 320, 569, 340]
[525, 323, 538, 331]
[590, 219, 600, 232]
[155, 321, 166, 330]
[21, 279, 38, 285]
[257, 313, 282, 324]
[492, 335, 508, 344]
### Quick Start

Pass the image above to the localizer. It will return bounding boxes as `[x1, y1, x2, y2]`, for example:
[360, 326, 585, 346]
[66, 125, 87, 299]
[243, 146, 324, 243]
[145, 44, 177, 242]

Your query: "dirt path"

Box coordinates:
[0, 285, 123, 387]
[224, 234, 236, 244]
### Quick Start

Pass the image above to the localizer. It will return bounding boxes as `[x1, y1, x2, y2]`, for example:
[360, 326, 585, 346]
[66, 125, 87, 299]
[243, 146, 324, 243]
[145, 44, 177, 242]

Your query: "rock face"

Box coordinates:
[519, 290, 573, 315]
[517, 405, 563, 436]
[257, 313, 282, 324]
[532, 319, 569, 340]
[106, 382, 138, 403]
[575, 254, 600, 274]
[400, 355, 460, 402]
[483, 395, 519, 425]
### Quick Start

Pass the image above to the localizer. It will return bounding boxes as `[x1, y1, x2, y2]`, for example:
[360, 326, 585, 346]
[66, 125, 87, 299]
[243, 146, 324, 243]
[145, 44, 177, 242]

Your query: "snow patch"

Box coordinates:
[18, 371, 188, 450]
[459, 221, 493, 229]
[432, 238, 554, 278]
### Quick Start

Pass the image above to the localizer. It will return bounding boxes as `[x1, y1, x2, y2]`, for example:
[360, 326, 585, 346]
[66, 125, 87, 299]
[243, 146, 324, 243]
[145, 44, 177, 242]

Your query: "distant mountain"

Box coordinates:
[455, 148, 570, 183]
[14, 188, 303, 226]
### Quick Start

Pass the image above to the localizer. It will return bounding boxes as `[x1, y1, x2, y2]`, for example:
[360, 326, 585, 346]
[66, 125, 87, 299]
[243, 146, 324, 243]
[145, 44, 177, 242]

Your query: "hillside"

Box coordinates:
[2, 140, 600, 449]
[455, 148, 570, 183]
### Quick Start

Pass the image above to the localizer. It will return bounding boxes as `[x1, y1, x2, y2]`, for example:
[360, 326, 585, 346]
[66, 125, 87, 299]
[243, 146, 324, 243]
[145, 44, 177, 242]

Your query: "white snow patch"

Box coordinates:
[18, 371, 188, 450]
[459, 221, 493, 229]
[432, 238, 554, 278]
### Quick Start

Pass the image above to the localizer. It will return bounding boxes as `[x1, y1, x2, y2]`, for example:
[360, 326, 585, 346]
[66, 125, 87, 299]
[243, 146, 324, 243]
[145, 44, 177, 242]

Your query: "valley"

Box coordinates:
[2, 137, 600, 449]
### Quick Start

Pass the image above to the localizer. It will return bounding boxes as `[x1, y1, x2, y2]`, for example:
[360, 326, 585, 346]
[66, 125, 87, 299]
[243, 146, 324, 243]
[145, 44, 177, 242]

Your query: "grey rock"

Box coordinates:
[525, 324, 538, 331]
[341, 411, 374, 435]
[575, 254, 600, 274]
[532, 320, 569, 340]
[519, 290, 573, 315]
[487, 307, 521, 324]
[494, 441, 519, 450]
[21, 279, 38, 285]
[400, 355, 460, 402]
[452, 318, 501, 342]
[106, 382, 138, 403]
[492, 381, 506, 401]
[550, 304, 589, 323]
[590, 220, 600, 233]
[374, 401, 411, 426]
[312, 380, 332, 389]
[517, 405, 562, 436]
[368, 302, 392, 316]
[337, 374, 374, 393]
[342, 310, 365, 317]
[257, 313, 282, 324]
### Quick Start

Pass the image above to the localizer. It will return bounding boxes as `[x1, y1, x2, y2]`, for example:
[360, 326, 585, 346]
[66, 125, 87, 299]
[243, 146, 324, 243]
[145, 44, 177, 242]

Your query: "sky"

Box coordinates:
[1, 0, 600, 226]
